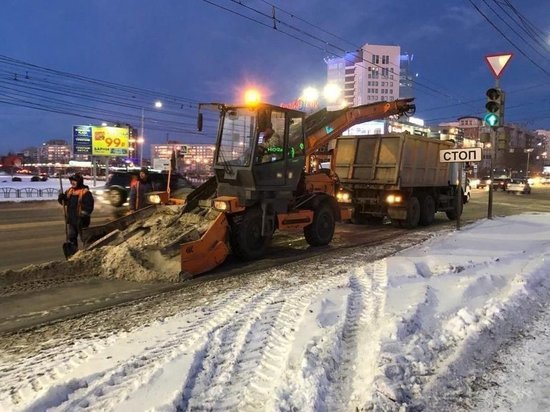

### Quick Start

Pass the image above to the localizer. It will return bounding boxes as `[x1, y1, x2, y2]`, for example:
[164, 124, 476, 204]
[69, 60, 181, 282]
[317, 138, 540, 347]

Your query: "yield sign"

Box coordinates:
[485, 53, 513, 79]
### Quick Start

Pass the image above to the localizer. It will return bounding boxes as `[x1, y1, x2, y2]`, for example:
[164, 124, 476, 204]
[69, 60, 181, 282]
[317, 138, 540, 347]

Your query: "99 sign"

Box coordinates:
[105, 137, 122, 147]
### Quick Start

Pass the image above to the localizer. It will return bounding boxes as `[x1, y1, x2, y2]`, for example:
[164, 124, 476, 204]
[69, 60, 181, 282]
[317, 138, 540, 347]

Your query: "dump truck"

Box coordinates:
[174, 98, 415, 276]
[332, 133, 464, 228]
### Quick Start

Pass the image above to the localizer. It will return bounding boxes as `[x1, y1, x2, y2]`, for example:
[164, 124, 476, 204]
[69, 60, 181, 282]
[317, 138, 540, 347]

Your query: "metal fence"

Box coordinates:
[0, 187, 60, 199]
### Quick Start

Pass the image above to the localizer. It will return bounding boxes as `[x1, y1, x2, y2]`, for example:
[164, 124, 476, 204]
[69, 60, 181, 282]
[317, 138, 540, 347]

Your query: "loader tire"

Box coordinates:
[229, 208, 272, 261]
[304, 202, 335, 246]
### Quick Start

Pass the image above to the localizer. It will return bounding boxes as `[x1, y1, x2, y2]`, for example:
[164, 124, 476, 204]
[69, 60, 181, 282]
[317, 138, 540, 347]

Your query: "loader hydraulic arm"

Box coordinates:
[304, 98, 415, 155]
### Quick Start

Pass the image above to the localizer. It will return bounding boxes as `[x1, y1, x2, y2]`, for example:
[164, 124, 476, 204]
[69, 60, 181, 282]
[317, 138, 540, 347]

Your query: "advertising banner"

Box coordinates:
[92, 126, 130, 156]
[73, 125, 93, 155]
[73, 125, 130, 156]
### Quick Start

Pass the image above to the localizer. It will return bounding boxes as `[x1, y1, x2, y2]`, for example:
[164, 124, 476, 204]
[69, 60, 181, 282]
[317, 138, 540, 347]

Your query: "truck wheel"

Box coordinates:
[404, 196, 420, 229]
[445, 190, 463, 220]
[229, 208, 272, 260]
[419, 195, 435, 226]
[304, 202, 335, 246]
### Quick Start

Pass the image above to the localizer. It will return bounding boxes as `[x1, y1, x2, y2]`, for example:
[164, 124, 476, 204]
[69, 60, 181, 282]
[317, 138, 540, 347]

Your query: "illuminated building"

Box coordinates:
[325, 43, 405, 109]
[151, 143, 215, 176]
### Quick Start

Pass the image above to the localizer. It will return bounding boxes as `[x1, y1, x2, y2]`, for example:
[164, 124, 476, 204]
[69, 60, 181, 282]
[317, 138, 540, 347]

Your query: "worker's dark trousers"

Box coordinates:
[68, 223, 79, 249]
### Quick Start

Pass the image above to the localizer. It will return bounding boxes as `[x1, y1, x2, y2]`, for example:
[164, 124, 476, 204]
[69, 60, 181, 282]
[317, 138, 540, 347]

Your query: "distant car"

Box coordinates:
[30, 175, 41, 182]
[91, 169, 195, 208]
[469, 178, 480, 189]
[492, 177, 509, 191]
[11, 176, 22, 182]
[507, 178, 531, 194]
[463, 179, 471, 203]
[478, 176, 491, 189]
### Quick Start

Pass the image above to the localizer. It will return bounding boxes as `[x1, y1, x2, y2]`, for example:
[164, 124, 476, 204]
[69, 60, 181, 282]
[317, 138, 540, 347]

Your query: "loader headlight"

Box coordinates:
[386, 194, 403, 204]
[214, 200, 229, 211]
[148, 194, 162, 204]
[336, 191, 352, 203]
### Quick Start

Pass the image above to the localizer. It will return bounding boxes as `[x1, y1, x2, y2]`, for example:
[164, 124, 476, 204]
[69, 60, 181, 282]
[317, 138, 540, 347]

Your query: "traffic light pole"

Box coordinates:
[487, 127, 495, 220]
[486, 78, 500, 220]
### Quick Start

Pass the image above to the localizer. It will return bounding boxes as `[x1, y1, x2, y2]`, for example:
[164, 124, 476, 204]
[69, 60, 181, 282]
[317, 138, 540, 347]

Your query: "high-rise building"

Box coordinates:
[326, 43, 404, 108]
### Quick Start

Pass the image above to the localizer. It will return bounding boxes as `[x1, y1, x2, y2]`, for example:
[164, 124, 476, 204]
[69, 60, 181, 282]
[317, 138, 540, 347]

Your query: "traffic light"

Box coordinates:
[484, 88, 505, 127]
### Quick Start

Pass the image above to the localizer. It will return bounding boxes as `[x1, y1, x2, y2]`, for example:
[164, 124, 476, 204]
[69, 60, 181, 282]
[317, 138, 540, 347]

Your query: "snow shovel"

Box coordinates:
[59, 174, 77, 259]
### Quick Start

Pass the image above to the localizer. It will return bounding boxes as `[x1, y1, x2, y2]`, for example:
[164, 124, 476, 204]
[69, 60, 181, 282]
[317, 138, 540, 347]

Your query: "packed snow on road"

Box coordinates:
[1, 213, 550, 411]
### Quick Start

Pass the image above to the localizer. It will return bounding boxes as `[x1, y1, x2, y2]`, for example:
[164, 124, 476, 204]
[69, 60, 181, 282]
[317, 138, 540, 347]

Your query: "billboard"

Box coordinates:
[73, 125, 93, 155]
[73, 125, 130, 156]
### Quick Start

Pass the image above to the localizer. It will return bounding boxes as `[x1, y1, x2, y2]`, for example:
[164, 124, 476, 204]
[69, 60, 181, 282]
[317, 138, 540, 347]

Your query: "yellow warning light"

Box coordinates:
[244, 89, 261, 106]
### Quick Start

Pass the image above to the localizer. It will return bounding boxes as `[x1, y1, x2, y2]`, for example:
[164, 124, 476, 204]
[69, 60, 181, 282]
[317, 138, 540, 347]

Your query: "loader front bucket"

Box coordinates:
[180, 211, 230, 279]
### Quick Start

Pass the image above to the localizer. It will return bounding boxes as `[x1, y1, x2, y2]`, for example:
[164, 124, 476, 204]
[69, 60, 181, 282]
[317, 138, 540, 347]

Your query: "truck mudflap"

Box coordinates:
[180, 211, 230, 279]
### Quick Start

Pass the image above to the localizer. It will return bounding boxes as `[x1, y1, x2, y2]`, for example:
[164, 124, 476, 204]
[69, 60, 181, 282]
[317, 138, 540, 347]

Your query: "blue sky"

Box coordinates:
[1, 0, 549, 154]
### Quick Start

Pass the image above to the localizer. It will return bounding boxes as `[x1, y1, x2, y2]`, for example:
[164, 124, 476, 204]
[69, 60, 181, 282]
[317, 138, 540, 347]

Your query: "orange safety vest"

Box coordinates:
[66, 187, 89, 215]
[131, 179, 143, 209]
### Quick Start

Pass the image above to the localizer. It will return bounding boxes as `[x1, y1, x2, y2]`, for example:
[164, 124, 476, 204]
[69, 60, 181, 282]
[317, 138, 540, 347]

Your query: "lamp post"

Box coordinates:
[137, 100, 163, 167]
[137, 137, 144, 167]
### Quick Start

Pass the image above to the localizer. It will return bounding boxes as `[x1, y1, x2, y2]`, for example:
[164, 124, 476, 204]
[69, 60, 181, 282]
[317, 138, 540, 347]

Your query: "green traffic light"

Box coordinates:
[484, 112, 499, 127]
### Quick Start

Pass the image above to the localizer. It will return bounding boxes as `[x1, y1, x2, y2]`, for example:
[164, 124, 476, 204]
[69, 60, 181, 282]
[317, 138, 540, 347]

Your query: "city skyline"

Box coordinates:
[1, 1, 550, 154]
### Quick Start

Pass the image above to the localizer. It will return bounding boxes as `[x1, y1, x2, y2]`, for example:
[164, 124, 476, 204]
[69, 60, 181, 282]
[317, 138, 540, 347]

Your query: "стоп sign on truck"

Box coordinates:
[439, 148, 482, 163]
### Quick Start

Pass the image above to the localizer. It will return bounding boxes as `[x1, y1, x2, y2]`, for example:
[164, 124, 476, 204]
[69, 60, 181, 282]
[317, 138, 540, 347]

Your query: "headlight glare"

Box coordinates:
[336, 191, 352, 203]
[386, 194, 402, 204]
[214, 200, 228, 211]
[148, 194, 162, 204]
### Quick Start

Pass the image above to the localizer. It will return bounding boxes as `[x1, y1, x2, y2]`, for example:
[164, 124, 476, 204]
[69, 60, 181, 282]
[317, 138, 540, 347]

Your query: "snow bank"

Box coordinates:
[0, 206, 216, 291]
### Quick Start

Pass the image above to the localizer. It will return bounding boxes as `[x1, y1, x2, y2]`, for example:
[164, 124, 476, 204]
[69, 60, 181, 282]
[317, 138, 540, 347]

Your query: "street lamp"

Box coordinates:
[138, 100, 163, 167]
[137, 137, 145, 167]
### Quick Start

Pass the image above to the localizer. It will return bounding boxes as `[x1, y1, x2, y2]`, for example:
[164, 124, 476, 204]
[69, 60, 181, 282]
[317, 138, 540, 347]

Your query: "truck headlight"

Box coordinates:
[336, 191, 352, 203]
[386, 194, 402, 204]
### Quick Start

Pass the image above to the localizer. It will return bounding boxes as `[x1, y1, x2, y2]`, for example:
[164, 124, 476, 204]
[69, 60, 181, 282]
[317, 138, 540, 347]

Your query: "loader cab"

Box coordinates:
[210, 103, 306, 205]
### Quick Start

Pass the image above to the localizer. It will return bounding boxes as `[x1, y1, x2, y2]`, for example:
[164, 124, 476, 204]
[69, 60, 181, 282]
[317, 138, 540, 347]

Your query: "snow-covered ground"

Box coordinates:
[1, 213, 549, 411]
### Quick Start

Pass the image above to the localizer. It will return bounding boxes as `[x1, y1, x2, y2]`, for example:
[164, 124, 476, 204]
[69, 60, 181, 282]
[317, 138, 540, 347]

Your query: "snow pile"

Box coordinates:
[0, 206, 216, 290]
[76, 206, 215, 282]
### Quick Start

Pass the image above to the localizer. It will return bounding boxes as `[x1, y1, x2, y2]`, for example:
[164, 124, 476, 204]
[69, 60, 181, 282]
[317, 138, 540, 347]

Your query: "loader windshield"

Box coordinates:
[217, 107, 256, 167]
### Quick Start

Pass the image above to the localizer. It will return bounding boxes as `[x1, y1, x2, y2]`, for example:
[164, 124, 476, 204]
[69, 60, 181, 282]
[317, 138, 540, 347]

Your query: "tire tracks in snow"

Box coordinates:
[7, 289, 258, 411]
[270, 260, 388, 411]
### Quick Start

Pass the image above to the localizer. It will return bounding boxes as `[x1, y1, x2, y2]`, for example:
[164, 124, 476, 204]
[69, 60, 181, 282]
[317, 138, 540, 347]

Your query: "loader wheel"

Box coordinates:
[404, 196, 420, 229]
[304, 202, 335, 246]
[229, 208, 272, 261]
[419, 195, 435, 226]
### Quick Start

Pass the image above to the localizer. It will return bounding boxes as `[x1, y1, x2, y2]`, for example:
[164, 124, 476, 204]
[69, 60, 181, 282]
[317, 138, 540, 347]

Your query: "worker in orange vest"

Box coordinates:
[129, 167, 153, 211]
[58, 173, 94, 254]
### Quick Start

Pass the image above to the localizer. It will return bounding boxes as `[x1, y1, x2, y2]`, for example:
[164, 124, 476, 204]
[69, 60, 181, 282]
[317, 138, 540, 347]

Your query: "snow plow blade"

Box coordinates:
[180, 211, 230, 279]
[82, 205, 157, 249]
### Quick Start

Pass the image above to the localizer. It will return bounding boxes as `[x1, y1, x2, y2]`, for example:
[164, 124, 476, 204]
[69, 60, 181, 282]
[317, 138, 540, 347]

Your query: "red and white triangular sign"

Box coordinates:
[485, 53, 513, 79]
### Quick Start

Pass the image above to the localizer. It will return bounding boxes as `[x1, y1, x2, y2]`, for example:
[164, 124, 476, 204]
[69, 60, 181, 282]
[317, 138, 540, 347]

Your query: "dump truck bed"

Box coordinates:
[334, 133, 453, 189]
